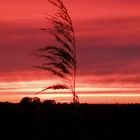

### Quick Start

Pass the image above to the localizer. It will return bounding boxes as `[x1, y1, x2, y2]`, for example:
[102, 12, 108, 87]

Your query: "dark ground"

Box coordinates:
[1, 101, 140, 140]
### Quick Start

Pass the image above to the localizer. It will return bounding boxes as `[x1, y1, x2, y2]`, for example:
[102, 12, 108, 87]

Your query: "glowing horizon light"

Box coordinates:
[1, 93, 140, 104]
[0, 80, 140, 94]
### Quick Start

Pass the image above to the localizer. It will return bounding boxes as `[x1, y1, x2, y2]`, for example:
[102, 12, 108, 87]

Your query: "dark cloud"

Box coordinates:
[77, 16, 140, 30]
[77, 45, 140, 75]
[0, 22, 49, 72]
[74, 17, 140, 76]
[120, 76, 140, 84]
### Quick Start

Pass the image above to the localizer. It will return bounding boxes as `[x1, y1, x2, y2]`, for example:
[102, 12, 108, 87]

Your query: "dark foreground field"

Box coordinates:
[1, 101, 140, 140]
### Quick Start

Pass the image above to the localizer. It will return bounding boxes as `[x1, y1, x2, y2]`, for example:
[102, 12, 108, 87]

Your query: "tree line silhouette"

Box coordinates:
[1, 100, 140, 140]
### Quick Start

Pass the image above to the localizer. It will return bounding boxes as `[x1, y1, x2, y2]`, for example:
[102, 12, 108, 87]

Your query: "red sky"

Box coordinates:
[0, 0, 140, 103]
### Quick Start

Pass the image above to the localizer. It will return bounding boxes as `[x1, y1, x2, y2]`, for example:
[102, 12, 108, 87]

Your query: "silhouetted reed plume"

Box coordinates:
[35, 0, 79, 103]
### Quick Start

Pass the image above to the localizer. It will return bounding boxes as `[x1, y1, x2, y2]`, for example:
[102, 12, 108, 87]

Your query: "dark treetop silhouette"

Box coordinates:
[35, 0, 79, 103]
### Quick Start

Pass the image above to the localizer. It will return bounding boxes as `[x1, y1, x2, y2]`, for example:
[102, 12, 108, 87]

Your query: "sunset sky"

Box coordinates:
[0, 0, 140, 103]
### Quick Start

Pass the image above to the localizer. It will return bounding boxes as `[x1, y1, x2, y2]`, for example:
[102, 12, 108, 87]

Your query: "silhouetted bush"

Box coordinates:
[43, 99, 56, 105]
[20, 97, 41, 105]
[20, 97, 33, 105]
[32, 97, 41, 104]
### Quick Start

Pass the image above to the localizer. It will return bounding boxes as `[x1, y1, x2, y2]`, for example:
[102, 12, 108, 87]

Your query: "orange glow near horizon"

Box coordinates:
[1, 93, 140, 104]
[0, 79, 140, 103]
[0, 80, 140, 92]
